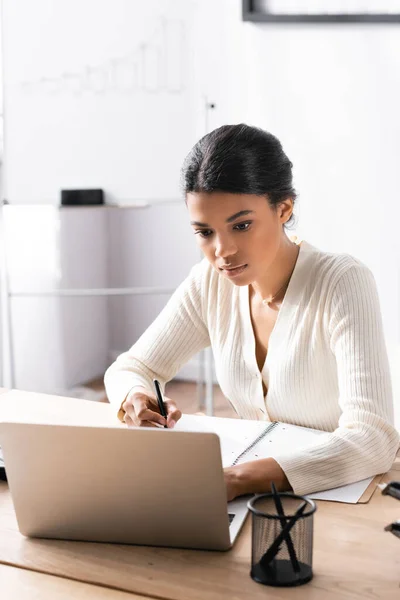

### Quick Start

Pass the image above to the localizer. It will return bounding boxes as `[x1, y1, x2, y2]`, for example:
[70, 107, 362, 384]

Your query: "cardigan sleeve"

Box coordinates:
[104, 260, 210, 416]
[271, 263, 399, 496]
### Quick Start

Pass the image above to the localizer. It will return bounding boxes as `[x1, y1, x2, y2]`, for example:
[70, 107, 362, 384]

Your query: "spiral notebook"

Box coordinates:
[175, 415, 380, 504]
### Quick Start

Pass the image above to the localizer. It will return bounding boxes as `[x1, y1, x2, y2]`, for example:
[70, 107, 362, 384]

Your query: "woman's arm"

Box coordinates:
[266, 263, 399, 496]
[104, 260, 210, 418]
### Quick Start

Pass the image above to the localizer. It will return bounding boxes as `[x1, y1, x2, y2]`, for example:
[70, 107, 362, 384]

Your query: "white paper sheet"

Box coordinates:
[175, 414, 375, 503]
[307, 476, 374, 503]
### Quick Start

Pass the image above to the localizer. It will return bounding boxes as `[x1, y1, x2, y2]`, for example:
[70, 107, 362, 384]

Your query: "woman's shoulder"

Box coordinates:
[299, 242, 379, 320]
[302, 241, 373, 288]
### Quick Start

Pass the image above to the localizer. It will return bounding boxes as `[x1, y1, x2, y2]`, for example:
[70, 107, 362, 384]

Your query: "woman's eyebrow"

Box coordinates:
[226, 210, 254, 223]
[190, 210, 254, 227]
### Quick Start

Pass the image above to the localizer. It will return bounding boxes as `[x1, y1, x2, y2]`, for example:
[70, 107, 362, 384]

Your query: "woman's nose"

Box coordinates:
[214, 236, 237, 259]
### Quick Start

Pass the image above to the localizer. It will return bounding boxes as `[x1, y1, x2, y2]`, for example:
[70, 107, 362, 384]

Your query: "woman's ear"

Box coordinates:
[279, 199, 294, 224]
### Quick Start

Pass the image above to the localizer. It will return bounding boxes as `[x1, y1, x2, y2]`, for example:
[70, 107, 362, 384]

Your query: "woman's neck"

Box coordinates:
[250, 238, 300, 306]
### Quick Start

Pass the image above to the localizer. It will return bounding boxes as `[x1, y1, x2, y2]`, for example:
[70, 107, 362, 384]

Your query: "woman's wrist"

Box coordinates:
[227, 458, 291, 497]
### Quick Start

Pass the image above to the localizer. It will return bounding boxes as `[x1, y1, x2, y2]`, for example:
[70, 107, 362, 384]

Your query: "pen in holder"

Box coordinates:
[380, 481, 400, 539]
[248, 490, 316, 587]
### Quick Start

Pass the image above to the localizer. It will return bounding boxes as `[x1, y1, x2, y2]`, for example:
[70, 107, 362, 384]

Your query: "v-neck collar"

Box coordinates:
[239, 241, 317, 386]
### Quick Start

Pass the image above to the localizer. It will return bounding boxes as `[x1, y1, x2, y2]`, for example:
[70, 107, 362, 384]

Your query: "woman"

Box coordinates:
[105, 124, 399, 500]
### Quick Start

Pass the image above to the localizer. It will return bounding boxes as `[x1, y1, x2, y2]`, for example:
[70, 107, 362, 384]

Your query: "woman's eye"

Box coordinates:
[195, 229, 213, 238]
[234, 221, 252, 231]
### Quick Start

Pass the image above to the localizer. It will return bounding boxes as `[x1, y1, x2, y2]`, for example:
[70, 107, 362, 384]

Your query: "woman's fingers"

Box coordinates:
[122, 387, 181, 428]
[123, 413, 136, 428]
[164, 399, 182, 428]
[132, 399, 167, 427]
[124, 413, 160, 428]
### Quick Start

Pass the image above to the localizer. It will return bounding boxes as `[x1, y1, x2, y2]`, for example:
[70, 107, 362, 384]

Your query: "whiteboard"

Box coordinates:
[2, 0, 202, 204]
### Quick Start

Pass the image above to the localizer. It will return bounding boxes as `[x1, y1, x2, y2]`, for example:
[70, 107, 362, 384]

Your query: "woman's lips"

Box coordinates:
[221, 264, 248, 277]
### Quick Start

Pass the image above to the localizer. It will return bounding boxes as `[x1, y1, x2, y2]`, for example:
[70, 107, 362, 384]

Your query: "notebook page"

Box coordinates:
[238, 421, 328, 463]
[175, 414, 269, 467]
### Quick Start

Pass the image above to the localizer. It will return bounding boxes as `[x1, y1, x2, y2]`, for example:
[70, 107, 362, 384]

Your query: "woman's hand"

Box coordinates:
[224, 466, 245, 502]
[224, 458, 291, 501]
[122, 386, 182, 428]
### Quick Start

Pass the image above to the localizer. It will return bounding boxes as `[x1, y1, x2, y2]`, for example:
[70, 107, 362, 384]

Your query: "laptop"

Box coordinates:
[0, 421, 249, 550]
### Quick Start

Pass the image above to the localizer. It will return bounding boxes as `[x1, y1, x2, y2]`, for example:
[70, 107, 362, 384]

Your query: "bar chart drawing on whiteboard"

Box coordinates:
[18, 17, 185, 97]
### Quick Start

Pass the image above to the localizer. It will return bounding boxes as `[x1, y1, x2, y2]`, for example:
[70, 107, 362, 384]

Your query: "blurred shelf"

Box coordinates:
[243, 1, 400, 23]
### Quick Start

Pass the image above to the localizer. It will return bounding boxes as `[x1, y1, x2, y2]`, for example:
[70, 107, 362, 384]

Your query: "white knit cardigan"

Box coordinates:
[105, 241, 399, 495]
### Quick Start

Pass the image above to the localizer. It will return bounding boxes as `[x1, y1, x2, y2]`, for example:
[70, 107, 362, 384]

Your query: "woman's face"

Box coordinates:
[187, 192, 293, 286]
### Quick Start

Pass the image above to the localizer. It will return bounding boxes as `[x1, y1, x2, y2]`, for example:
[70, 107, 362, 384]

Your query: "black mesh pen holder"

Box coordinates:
[248, 492, 317, 587]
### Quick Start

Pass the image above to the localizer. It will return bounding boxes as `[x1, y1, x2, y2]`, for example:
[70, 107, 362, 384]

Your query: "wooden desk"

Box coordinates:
[0, 563, 150, 600]
[0, 389, 399, 600]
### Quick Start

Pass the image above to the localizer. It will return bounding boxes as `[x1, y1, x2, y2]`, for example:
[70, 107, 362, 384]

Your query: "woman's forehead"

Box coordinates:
[186, 192, 268, 219]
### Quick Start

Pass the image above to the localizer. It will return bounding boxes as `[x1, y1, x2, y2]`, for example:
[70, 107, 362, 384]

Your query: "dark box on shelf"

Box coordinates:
[61, 189, 104, 206]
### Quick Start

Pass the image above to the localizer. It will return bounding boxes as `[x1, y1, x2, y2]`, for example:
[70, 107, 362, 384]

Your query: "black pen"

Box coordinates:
[379, 481, 400, 501]
[153, 379, 168, 428]
[259, 501, 308, 568]
[270, 482, 300, 573]
[384, 520, 400, 539]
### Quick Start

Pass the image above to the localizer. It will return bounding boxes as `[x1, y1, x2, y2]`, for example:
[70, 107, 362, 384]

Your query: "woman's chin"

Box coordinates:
[222, 265, 252, 286]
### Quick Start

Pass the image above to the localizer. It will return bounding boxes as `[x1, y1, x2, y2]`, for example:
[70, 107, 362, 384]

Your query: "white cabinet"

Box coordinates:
[1, 202, 209, 406]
